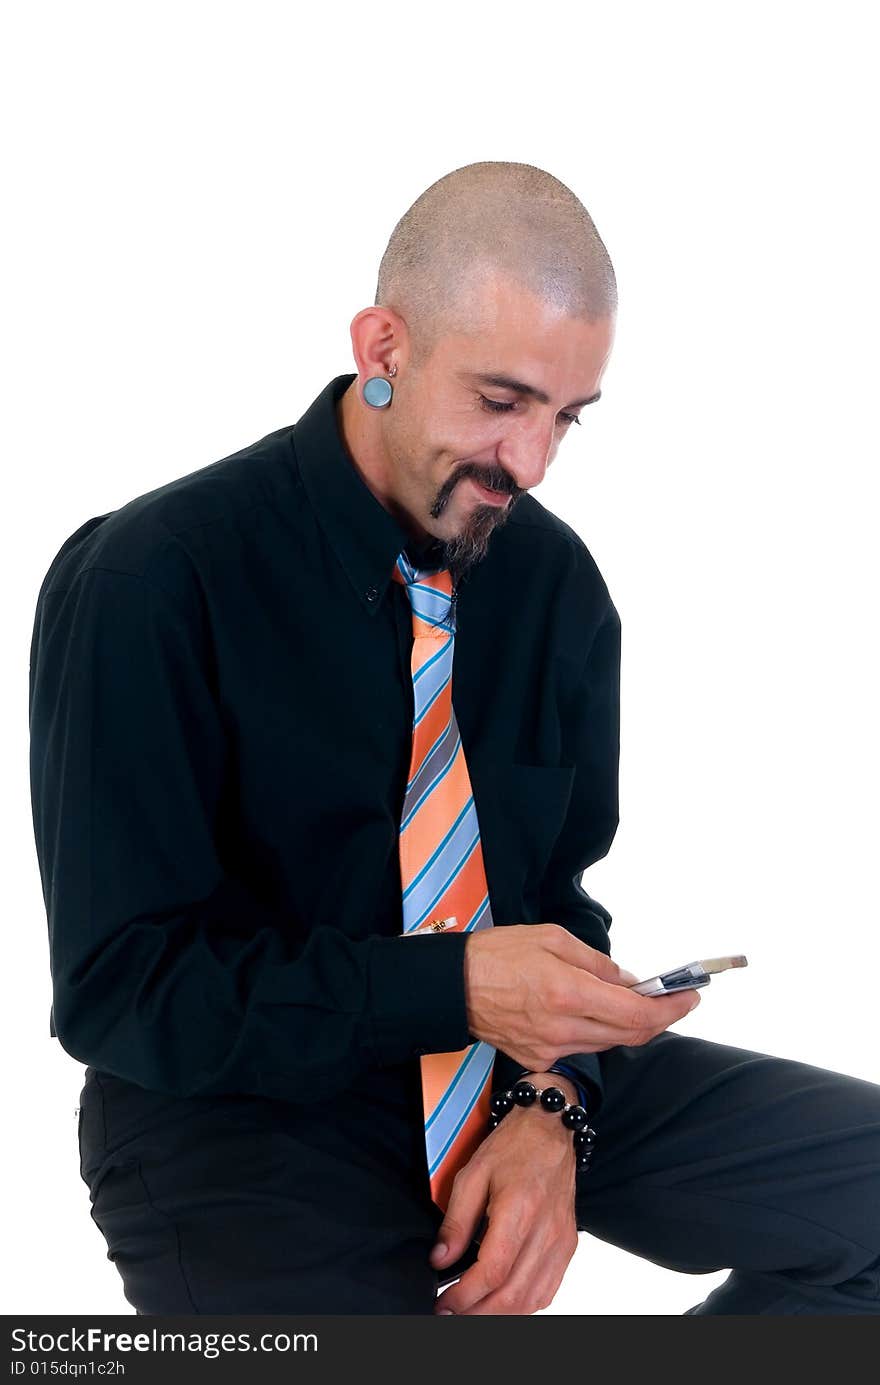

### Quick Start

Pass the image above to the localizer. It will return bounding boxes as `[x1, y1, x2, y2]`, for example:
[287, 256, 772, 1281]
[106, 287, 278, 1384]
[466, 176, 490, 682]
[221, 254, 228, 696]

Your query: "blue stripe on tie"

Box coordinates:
[406, 830, 481, 931]
[425, 1042, 480, 1132]
[404, 824, 480, 930]
[402, 826, 480, 933]
[408, 576, 446, 596]
[427, 1041, 496, 1175]
[412, 648, 452, 722]
[405, 721, 456, 798]
[415, 673, 454, 731]
[408, 577, 451, 607]
[413, 645, 451, 699]
[412, 640, 448, 687]
[397, 555, 417, 582]
[410, 605, 451, 631]
[403, 890, 491, 937]
[409, 577, 450, 603]
[401, 743, 460, 833]
[401, 796, 473, 903]
[403, 809, 479, 926]
[409, 590, 452, 626]
[467, 895, 491, 930]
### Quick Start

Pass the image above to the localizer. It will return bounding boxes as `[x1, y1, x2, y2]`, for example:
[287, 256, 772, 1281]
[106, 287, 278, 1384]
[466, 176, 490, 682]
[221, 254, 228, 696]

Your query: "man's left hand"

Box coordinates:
[430, 1072, 581, 1315]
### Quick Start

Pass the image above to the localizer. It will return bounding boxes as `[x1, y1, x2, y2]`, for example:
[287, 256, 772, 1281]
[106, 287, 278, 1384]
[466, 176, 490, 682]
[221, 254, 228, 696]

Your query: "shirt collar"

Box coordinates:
[292, 373, 446, 615]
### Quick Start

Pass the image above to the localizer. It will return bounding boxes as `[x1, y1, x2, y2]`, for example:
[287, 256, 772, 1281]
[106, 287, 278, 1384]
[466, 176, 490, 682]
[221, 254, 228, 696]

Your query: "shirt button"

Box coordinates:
[365, 585, 379, 603]
[414, 1046, 427, 1055]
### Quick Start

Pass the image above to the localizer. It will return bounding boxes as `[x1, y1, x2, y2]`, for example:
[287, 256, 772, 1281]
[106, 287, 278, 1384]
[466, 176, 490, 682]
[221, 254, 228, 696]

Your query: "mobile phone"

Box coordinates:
[626, 954, 748, 996]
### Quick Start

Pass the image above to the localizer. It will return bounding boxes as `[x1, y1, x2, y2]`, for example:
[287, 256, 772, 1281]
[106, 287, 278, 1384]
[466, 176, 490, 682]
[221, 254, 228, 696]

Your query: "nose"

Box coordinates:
[495, 417, 558, 492]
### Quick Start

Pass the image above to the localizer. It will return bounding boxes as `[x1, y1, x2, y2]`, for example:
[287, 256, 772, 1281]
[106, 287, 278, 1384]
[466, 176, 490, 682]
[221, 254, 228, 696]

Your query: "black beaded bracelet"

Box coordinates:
[488, 1078, 597, 1172]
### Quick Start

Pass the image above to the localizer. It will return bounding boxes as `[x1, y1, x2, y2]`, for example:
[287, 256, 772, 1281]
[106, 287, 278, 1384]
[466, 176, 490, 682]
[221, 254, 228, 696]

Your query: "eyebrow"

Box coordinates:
[464, 371, 602, 409]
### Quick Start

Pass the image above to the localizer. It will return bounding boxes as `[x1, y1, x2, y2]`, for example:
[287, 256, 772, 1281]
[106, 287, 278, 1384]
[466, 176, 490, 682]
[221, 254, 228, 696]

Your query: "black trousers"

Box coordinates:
[77, 1030, 880, 1315]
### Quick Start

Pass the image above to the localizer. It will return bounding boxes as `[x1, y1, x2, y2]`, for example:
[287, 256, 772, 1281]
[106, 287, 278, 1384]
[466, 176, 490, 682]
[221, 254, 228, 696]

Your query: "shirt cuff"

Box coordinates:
[366, 931, 473, 1067]
[491, 1052, 601, 1118]
[546, 1062, 592, 1113]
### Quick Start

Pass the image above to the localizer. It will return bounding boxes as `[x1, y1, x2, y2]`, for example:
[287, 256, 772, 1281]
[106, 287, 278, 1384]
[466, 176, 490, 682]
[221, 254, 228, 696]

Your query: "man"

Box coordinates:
[29, 161, 880, 1315]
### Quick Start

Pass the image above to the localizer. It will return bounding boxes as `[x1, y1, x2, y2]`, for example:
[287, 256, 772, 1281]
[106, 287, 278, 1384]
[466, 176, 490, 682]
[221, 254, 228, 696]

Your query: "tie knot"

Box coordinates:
[391, 550, 455, 636]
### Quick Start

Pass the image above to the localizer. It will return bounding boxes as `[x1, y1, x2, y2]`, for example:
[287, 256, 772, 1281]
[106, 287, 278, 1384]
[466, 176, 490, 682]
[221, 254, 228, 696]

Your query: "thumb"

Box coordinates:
[430, 1178, 487, 1268]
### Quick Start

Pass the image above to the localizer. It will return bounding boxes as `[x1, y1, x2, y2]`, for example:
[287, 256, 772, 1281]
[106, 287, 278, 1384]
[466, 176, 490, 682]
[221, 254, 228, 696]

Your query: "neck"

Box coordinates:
[337, 381, 433, 551]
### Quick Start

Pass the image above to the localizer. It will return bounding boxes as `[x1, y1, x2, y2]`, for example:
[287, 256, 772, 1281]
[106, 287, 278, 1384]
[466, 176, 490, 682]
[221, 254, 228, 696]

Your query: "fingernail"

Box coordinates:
[431, 1242, 448, 1263]
[437, 1309, 454, 1315]
[688, 993, 701, 1010]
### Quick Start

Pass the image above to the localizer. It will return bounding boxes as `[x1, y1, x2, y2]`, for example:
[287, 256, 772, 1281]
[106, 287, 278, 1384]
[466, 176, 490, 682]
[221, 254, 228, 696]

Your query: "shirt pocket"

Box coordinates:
[477, 760, 575, 918]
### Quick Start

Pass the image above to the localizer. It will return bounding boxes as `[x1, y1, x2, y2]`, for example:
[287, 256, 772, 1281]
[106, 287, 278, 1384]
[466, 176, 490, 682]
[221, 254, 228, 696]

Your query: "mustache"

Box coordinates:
[454, 467, 519, 498]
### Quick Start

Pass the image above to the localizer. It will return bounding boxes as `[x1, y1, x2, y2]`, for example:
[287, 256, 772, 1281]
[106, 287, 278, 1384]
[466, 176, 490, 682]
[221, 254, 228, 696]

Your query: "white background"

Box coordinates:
[3, 1, 877, 1316]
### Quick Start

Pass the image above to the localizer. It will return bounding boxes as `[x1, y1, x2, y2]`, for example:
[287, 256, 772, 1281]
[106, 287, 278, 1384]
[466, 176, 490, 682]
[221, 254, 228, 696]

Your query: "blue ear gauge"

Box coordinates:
[363, 375, 394, 408]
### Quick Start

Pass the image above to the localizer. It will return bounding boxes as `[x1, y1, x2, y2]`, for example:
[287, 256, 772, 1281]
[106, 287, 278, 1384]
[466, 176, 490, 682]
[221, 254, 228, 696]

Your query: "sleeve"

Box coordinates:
[547, 1062, 594, 1113]
[491, 1055, 601, 1117]
[28, 563, 473, 1102]
[491, 595, 622, 1118]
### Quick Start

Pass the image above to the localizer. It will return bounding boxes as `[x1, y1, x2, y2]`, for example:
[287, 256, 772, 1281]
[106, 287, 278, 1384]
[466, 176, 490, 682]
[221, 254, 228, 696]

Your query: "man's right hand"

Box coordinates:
[463, 923, 700, 1071]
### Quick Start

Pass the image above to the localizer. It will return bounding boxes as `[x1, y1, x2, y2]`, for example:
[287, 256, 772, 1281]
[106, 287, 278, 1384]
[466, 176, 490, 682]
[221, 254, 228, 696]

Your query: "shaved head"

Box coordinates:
[374, 160, 617, 369]
[338, 160, 617, 606]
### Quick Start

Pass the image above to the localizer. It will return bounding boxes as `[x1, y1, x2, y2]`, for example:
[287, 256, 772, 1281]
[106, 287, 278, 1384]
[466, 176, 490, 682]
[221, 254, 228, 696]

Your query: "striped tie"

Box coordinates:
[391, 548, 497, 1213]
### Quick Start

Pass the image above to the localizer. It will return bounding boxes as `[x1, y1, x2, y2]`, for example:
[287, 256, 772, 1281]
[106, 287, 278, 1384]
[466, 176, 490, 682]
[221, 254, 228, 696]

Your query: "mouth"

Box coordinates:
[465, 475, 511, 507]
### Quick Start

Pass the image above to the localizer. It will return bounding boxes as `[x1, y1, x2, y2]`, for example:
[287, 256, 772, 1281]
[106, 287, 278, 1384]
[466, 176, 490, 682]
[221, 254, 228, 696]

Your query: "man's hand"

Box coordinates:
[464, 924, 700, 1072]
[430, 1071, 582, 1315]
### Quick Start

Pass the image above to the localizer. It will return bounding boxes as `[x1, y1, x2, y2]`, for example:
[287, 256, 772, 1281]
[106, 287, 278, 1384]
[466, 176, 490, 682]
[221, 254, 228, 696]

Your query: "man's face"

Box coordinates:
[383, 269, 615, 589]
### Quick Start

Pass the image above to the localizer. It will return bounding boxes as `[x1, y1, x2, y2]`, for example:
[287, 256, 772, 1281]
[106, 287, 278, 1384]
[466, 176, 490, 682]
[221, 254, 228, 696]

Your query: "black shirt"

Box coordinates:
[28, 372, 620, 1123]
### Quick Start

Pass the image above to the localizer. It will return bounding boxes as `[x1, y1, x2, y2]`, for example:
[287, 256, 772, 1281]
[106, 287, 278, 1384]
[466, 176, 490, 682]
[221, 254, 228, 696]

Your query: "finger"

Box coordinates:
[440, 1226, 571, 1316]
[457, 1254, 554, 1315]
[430, 1165, 490, 1272]
[542, 929, 632, 985]
[553, 961, 661, 1022]
[615, 985, 702, 1045]
[552, 974, 701, 1049]
[434, 1202, 525, 1314]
